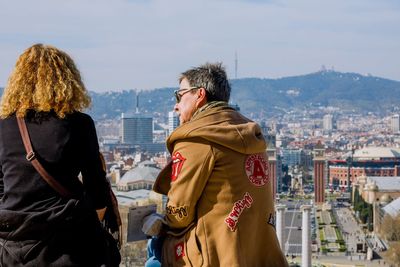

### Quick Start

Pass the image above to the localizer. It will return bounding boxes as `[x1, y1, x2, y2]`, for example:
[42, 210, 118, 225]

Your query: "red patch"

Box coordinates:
[171, 152, 186, 182]
[224, 192, 253, 231]
[245, 154, 269, 186]
[175, 242, 185, 260]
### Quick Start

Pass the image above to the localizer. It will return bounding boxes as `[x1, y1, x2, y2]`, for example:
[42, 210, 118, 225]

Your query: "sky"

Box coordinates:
[0, 0, 399, 92]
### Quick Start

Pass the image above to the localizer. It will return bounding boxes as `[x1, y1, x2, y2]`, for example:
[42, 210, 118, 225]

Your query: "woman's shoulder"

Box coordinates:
[67, 112, 95, 124]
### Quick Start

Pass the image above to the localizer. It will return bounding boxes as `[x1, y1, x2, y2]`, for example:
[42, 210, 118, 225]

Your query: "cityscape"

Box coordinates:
[93, 90, 400, 267]
[0, 1, 399, 266]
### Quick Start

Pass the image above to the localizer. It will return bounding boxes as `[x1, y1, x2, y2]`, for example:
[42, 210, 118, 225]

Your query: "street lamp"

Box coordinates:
[346, 147, 355, 193]
[346, 157, 352, 193]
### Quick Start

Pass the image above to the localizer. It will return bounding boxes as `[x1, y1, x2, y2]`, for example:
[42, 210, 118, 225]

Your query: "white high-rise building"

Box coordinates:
[323, 114, 333, 132]
[168, 111, 179, 136]
[391, 114, 400, 133]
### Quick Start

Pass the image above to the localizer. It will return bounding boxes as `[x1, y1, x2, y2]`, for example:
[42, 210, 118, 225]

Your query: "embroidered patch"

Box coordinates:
[267, 213, 276, 228]
[166, 205, 188, 221]
[224, 192, 253, 231]
[171, 152, 186, 182]
[245, 154, 269, 186]
[175, 242, 185, 260]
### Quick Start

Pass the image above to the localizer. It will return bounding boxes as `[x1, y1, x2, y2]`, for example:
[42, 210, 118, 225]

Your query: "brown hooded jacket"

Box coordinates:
[154, 105, 288, 267]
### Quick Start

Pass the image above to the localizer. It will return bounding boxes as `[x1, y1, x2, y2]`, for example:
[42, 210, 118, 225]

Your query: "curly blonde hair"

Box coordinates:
[0, 43, 91, 118]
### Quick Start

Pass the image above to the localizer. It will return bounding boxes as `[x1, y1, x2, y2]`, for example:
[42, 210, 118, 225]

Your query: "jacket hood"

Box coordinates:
[167, 105, 266, 154]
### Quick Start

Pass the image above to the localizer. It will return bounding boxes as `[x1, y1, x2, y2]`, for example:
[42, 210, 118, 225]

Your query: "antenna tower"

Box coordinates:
[135, 90, 139, 113]
[235, 51, 238, 79]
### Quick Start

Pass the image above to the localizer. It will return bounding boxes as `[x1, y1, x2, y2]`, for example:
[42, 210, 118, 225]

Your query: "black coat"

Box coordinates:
[0, 111, 120, 266]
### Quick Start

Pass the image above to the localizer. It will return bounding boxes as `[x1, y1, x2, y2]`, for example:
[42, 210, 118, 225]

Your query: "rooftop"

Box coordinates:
[117, 162, 160, 186]
[349, 147, 400, 160]
[383, 197, 400, 217]
[367, 176, 400, 191]
[113, 189, 152, 206]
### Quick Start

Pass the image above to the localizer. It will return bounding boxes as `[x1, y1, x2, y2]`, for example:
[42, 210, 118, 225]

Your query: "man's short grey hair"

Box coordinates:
[179, 62, 231, 102]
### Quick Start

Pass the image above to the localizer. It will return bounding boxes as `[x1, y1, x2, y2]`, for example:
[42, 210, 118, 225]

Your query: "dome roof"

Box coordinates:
[357, 175, 367, 185]
[366, 181, 378, 191]
[380, 194, 393, 204]
[118, 164, 160, 186]
[358, 175, 367, 181]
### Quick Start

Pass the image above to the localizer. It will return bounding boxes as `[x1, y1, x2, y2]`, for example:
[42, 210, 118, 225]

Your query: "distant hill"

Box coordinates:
[1, 70, 400, 120]
[88, 87, 177, 120]
[229, 71, 400, 116]
[88, 70, 400, 120]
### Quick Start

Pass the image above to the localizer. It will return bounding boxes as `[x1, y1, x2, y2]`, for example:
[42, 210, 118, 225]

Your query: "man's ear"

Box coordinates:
[195, 88, 207, 108]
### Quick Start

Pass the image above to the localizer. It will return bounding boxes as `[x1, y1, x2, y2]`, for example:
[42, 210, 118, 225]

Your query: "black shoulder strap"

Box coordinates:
[16, 117, 72, 198]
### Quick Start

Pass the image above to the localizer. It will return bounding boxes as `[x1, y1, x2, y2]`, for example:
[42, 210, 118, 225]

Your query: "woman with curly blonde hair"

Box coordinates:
[0, 43, 90, 118]
[0, 44, 121, 266]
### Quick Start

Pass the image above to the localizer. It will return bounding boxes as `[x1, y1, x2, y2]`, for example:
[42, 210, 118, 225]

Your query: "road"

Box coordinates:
[279, 199, 312, 256]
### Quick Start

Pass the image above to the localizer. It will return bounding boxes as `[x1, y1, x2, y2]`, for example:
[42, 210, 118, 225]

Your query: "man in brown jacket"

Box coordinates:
[146, 63, 288, 267]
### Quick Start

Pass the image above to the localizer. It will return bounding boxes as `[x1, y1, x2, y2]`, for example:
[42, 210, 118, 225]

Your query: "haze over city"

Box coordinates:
[0, 0, 399, 92]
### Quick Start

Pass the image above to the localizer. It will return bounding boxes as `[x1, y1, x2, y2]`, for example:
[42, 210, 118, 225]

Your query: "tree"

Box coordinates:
[353, 187, 361, 205]
[352, 189, 373, 224]
[380, 214, 400, 241]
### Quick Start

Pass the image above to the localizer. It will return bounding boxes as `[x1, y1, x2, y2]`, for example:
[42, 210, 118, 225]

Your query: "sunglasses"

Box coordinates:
[174, 87, 200, 103]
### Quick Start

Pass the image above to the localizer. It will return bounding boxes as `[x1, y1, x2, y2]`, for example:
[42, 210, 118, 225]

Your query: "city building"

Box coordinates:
[168, 111, 179, 136]
[281, 148, 302, 167]
[120, 112, 153, 145]
[267, 143, 277, 199]
[262, 122, 279, 198]
[313, 142, 326, 204]
[370, 195, 400, 234]
[352, 174, 400, 235]
[108, 158, 166, 262]
[117, 160, 160, 191]
[276, 154, 283, 193]
[391, 114, 400, 134]
[301, 150, 314, 171]
[323, 114, 334, 132]
[328, 147, 400, 190]
[354, 176, 400, 204]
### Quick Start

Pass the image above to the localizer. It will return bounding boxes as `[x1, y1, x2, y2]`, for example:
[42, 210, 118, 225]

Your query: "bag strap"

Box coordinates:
[17, 117, 123, 247]
[16, 117, 73, 198]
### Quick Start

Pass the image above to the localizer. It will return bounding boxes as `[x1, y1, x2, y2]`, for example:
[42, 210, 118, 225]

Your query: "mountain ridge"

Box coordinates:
[1, 70, 399, 120]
